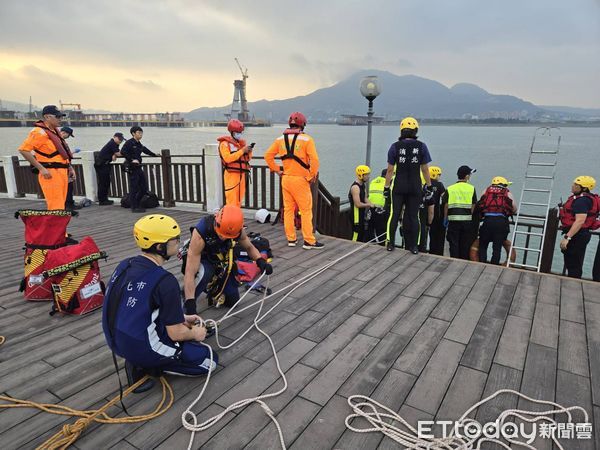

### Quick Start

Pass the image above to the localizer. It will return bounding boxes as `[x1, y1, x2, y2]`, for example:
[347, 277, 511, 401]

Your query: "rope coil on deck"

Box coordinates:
[0, 374, 174, 450]
[345, 389, 589, 450]
[181, 234, 388, 449]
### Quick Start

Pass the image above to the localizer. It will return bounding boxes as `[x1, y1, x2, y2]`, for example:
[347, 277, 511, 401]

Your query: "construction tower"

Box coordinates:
[230, 58, 250, 122]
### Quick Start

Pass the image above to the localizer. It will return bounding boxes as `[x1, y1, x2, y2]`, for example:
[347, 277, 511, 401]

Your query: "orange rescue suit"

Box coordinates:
[264, 129, 320, 244]
[218, 136, 252, 207]
[19, 122, 72, 210]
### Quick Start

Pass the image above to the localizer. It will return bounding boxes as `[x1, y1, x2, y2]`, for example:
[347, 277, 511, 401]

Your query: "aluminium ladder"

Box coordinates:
[507, 127, 561, 272]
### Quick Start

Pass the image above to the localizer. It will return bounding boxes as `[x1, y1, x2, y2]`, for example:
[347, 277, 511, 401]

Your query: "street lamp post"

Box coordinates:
[360, 76, 382, 167]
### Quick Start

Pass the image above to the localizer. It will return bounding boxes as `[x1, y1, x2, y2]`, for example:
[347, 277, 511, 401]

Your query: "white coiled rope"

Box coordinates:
[345, 389, 589, 449]
[182, 234, 387, 449]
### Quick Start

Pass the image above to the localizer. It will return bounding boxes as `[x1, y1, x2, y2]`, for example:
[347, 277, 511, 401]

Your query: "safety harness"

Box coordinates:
[281, 131, 310, 170]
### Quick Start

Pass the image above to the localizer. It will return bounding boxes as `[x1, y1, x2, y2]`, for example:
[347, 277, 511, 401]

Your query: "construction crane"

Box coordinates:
[231, 58, 250, 122]
[59, 101, 82, 111]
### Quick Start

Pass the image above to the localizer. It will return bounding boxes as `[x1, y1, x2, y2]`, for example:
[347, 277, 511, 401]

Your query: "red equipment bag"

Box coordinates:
[42, 236, 107, 315]
[16, 209, 75, 301]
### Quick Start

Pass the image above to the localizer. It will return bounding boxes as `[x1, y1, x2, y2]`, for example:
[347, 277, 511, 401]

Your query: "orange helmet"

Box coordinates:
[214, 205, 244, 239]
[288, 112, 307, 128]
[227, 119, 244, 133]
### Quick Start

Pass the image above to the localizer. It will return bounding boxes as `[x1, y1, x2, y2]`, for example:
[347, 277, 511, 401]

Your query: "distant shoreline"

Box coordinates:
[334, 120, 600, 128]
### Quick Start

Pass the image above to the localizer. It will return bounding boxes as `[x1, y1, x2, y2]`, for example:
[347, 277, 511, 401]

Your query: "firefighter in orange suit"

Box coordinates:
[218, 119, 252, 207]
[18, 105, 75, 210]
[265, 112, 324, 249]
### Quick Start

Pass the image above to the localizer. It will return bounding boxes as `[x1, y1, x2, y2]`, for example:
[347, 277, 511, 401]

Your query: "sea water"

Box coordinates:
[1, 124, 598, 276]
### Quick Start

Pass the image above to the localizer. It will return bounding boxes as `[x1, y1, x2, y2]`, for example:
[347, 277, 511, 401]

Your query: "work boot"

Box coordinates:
[125, 361, 155, 394]
[132, 208, 146, 213]
[410, 247, 419, 255]
[386, 243, 395, 252]
[303, 241, 324, 250]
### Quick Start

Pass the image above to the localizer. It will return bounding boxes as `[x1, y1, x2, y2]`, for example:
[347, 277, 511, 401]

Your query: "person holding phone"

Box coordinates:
[218, 119, 253, 207]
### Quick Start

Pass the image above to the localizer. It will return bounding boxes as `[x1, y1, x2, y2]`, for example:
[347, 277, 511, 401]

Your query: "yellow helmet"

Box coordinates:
[356, 165, 371, 180]
[400, 117, 419, 130]
[574, 175, 596, 190]
[133, 214, 181, 250]
[429, 166, 442, 180]
[492, 176, 512, 186]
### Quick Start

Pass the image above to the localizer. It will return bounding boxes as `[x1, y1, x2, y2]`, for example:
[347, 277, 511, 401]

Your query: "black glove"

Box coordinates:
[184, 298, 197, 315]
[383, 187, 391, 199]
[256, 258, 273, 275]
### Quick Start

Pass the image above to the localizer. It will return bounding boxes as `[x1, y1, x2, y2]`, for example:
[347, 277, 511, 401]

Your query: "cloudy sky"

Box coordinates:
[1, 0, 599, 112]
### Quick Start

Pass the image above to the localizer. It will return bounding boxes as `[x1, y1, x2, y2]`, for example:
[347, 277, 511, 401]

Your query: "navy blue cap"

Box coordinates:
[114, 132, 126, 140]
[457, 165, 476, 178]
[42, 105, 66, 117]
[61, 126, 74, 137]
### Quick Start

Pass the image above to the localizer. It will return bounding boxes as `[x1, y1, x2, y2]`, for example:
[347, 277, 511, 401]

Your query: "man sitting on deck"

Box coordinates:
[102, 214, 216, 393]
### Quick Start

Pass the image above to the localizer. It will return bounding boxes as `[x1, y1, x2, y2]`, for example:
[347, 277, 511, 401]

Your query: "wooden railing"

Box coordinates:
[12, 156, 86, 198]
[106, 149, 206, 208]
[0, 163, 7, 194]
[240, 157, 282, 211]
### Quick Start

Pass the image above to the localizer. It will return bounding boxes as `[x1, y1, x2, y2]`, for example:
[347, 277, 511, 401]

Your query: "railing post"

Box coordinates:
[204, 144, 223, 212]
[540, 207, 560, 273]
[1, 156, 21, 198]
[80, 151, 96, 200]
[160, 149, 175, 207]
[311, 174, 319, 232]
[10, 156, 26, 197]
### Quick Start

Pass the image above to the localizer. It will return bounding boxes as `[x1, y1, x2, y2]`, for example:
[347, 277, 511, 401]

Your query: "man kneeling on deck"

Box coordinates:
[183, 204, 273, 311]
[102, 214, 216, 393]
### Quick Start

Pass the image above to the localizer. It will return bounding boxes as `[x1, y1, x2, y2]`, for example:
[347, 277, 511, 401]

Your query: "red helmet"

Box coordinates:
[288, 112, 307, 128]
[227, 119, 244, 133]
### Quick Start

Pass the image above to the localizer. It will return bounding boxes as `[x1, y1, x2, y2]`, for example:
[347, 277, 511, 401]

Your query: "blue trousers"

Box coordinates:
[158, 341, 217, 376]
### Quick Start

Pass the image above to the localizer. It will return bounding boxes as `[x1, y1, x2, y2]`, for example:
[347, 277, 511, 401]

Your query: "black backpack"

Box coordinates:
[141, 192, 159, 208]
[120, 194, 131, 208]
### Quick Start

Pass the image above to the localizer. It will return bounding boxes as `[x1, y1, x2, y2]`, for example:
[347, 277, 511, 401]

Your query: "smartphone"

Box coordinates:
[250, 142, 256, 148]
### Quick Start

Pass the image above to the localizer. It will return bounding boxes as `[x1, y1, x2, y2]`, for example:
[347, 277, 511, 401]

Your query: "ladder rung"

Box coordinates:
[520, 201, 549, 207]
[525, 175, 553, 179]
[514, 230, 544, 237]
[528, 162, 556, 166]
[531, 151, 557, 154]
[512, 246, 542, 253]
[509, 262, 540, 270]
[517, 215, 546, 221]
[523, 188, 551, 193]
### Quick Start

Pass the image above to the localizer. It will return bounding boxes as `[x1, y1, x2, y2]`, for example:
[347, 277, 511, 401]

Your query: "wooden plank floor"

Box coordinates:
[0, 197, 598, 449]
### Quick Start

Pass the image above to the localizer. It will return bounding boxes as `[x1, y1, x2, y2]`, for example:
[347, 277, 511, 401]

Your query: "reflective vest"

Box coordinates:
[348, 181, 367, 237]
[369, 176, 386, 207]
[447, 182, 475, 221]
[478, 185, 513, 216]
[102, 259, 178, 367]
[218, 136, 251, 173]
[559, 193, 600, 230]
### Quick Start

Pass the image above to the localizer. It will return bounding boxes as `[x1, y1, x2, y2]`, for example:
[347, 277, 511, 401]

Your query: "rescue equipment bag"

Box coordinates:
[42, 236, 107, 315]
[559, 193, 600, 230]
[16, 209, 76, 301]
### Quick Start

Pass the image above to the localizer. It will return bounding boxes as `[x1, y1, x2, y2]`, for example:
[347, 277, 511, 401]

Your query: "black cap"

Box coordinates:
[61, 126, 74, 137]
[457, 165, 476, 178]
[42, 105, 66, 117]
[114, 132, 126, 140]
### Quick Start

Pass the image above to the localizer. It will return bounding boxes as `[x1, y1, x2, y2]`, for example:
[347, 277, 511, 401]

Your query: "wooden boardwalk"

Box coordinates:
[0, 197, 598, 449]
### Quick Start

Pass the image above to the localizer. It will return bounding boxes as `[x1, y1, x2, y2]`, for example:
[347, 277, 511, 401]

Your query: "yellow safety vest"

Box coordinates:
[369, 177, 386, 208]
[447, 182, 475, 221]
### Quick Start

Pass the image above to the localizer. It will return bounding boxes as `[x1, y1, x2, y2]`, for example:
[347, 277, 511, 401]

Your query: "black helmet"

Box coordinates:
[130, 125, 143, 134]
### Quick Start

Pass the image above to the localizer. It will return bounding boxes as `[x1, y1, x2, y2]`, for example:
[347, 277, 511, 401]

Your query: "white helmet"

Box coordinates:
[255, 208, 271, 224]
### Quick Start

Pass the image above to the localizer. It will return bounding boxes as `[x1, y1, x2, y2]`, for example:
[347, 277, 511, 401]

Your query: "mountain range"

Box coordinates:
[187, 70, 598, 122]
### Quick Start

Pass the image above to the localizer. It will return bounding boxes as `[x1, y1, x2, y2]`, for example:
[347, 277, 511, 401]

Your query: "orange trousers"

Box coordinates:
[224, 170, 246, 207]
[38, 168, 68, 210]
[281, 175, 315, 244]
